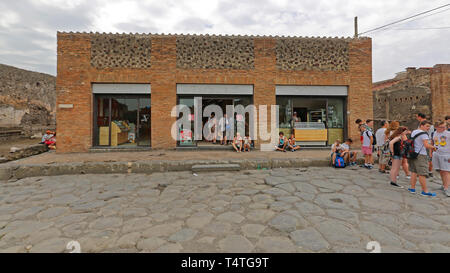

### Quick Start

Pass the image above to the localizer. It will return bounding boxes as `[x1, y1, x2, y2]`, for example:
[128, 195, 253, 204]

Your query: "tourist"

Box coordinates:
[45, 132, 56, 150]
[331, 139, 343, 165]
[360, 124, 374, 169]
[341, 138, 357, 166]
[388, 126, 408, 188]
[408, 120, 437, 196]
[40, 130, 54, 144]
[275, 132, 288, 152]
[287, 134, 300, 152]
[208, 113, 217, 144]
[431, 120, 450, 197]
[385, 121, 410, 178]
[376, 120, 389, 173]
[232, 132, 243, 152]
[243, 135, 251, 152]
[218, 113, 231, 145]
[416, 113, 434, 177]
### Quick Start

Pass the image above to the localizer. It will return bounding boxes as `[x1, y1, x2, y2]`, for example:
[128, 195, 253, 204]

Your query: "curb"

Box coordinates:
[0, 157, 366, 181]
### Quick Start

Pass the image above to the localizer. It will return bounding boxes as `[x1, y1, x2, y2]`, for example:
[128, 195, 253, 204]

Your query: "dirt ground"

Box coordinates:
[0, 138, 41, 157]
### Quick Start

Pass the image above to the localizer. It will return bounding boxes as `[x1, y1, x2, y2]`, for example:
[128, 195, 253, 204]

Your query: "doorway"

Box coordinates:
[94, 95, 151, 147]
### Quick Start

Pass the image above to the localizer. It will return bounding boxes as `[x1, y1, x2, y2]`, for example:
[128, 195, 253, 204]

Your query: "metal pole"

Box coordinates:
[354, 16, 358, 37]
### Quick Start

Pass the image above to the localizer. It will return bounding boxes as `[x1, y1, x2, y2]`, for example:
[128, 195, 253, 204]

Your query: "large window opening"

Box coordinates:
[94, 95, 151, 147]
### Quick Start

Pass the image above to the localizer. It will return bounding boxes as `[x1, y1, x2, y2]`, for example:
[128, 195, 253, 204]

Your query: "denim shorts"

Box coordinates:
[392, 155, 402, 160]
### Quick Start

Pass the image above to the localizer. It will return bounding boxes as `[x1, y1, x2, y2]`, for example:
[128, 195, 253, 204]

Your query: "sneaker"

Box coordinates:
[420, 191, 436, 197]
[428, 172, 434, 178]
[445, 189, 450, 197]
[291, 149, 295, 152]
[406, 175, 411, 179]
[390, 182, 404, 189]
[407, 188, 416, 194]
[367, 165, 373, 169]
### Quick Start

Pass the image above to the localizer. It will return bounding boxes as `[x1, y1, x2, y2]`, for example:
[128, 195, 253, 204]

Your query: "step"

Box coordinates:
[192, 164, 241, 172]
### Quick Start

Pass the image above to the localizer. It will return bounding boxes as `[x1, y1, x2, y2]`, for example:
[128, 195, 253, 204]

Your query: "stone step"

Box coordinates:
[192, 164, 240, 172]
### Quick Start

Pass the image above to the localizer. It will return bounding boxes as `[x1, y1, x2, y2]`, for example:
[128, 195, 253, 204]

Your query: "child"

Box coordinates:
[232, 133, 243, 152]
[360, 124, 374, 169]
[288, 135, 300, 152]
[341, 138, 357, 166]
[243, 135, 251, 152]
[275, 132, 287, 152]
[331, 139, 343, 165]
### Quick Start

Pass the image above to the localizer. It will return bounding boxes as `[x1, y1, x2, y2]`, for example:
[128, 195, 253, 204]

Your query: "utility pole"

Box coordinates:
[354, 16, 358, 38]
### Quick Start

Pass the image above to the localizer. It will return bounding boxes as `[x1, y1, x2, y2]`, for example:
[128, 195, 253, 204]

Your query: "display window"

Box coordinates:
[276, 96, 346, 145]
[94, 95, 151, 147]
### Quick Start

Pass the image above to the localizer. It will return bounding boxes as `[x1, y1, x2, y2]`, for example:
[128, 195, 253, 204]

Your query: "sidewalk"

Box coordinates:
[5, 149, 341, 165]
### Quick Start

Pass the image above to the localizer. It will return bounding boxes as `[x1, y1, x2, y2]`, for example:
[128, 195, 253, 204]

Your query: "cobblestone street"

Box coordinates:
[0, 166, 449, 253]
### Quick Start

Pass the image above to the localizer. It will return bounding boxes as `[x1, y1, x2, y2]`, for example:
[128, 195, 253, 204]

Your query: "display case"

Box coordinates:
[294, 122, 328, 146]
[110, 121, 130, 146]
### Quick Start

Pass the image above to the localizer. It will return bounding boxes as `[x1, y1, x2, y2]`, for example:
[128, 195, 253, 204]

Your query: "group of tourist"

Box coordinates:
[275, 132, 301, 152]
[351, 114, 450, 197]
[40, 130, 56, 150]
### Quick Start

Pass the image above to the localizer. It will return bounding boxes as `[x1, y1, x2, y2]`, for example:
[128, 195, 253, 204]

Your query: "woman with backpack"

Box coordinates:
[389, 127, 408, 188]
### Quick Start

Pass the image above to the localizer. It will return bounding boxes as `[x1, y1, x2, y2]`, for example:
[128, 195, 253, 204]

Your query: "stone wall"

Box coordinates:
[90, 33, 152, 69]
[0, 64, 56, 131]
[176, 35, 254, 70]
[276, 38, 349, 71]
[372, 66, 449, 130]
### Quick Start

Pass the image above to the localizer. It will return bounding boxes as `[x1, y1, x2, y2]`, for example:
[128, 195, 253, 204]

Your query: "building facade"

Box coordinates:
[373, 65, 450, 129]
[56, 32, 372, 153]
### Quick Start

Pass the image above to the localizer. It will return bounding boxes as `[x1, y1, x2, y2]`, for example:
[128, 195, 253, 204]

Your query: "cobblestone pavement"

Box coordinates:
[0, 166, 449, 253]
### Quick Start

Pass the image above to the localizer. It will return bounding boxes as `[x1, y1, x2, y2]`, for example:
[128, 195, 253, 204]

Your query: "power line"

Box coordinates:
[358, 3, 450, 35]
[389, 26, 450, 30]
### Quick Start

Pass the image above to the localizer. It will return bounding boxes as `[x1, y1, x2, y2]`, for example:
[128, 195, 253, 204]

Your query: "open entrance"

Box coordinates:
[94, 95, 151, 147]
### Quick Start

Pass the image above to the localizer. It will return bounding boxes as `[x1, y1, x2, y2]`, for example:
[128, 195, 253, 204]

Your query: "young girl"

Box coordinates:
[288, 135, 300, 152]
[243, 135, 251, 152]
[389, 126, 408, 188]
[232, 133, 243, 152]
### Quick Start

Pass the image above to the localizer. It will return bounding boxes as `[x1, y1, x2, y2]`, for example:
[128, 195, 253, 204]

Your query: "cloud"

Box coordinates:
[0, 0, 449, 81]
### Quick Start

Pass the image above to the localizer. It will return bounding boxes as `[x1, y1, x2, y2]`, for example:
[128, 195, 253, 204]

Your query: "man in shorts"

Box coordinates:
[408, 120, 438, 197]
[360, 124, 374, 169]
[341, 138, 357, 166]
[431, 121, 450, 197]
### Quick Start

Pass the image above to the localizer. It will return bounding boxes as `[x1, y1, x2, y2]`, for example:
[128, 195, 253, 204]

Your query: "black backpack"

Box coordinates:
[365, 131, 376, 146]
[402, 132, 428, 159]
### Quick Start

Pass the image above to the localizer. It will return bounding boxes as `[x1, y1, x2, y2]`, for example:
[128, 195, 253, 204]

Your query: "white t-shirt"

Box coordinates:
[375, 128, 386, 147]
[433, 130, 450, 154]
[411, 129, 429, 155]
[362, 130, 373, 147]
[331, 143, 343, 152]
[341, 143, 350, 151]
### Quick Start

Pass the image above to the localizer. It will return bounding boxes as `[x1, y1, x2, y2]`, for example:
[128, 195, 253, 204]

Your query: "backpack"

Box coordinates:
[365, 131, 376, 146]
[381, 141, 390, 156]
[334, 156, 346, 168]
[402, 132, 428, 159]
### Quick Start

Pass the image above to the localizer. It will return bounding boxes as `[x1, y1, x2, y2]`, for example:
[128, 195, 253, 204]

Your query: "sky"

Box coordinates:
[0, 0, 449, 82]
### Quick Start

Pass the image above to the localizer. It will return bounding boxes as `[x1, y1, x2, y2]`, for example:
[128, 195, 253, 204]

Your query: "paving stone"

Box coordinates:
[231, 195, 252, 204]
[276, 196, 301, 203]
[37, 207, 69, 220]
[25, 228, 62, 245]
[295, 202, 325, 216]
[246, 209, 275, 223]
[314, 193, 360, 210]
[404, 213, 443, 230]
[262, 188, 291, 197]
[168, 207, 193, 219]
[309, 180, 344, 191]
[241, 224, 266, 238]
[153, 243, 183, 253]
[275, 183, 297, 193]
[198, 236, 216, 244]
[249, 203, 269, 209]
[289, 228, 330, 252]
[142, 221, 184, 237]
[359, 221, 403, 248]
[252, 194, 274, 204]
[218, 235, 254, 253]
[294, 192, 315, 201]
[62, 222, 88, 237]
[366, 189, 404, 203]
[314, 219, 363, 245]
[29, 237, 70, 253]
[117, 232, 142, 249]
[360, 197, 401, 212]
[264, 176, 289, 186]
[150, 212, 169, 223]
[71, 200, 106, 213]
[293, 182, 318, 194]
[326, 209, 360, 225]
[47, 194, 79, 205]
[204, 222, 232, 236]
[186, 211, 214, 229]
[268, 214, 302, 233]
[13, 206, 46, 220]
[137, 237, 166, 251]
[168, 228, 198, 243]
[216, 212, 245, 224]
[270, 201, 292, 212]
[89, 217, 123, 230]
[122, 217, 153, 233]
[403, 229, 450, 244]
[256, 236, 297, 252]
[122, 208, 148, 218]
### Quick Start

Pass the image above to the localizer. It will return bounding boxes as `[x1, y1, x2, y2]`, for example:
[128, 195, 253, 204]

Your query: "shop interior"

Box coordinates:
[95, 96, 151, 147]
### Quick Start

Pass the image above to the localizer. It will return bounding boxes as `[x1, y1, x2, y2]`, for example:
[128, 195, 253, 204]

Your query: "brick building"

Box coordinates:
[373, 65, 450, 129]
[56, 32, 372, 153]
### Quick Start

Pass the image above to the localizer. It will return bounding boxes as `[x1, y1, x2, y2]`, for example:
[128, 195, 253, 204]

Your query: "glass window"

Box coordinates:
[327, 98, 344, 128]
[276, 97, 292, 129]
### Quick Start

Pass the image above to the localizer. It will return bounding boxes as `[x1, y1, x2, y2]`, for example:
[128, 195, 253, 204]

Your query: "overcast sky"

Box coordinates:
[0, 0, 449, 81]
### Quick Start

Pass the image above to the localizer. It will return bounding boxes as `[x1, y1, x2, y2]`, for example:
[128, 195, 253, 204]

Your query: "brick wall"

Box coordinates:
[56, 33, 372, 153]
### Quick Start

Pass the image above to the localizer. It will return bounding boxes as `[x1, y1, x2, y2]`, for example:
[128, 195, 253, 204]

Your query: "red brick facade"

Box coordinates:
[56, 33, 372, 153]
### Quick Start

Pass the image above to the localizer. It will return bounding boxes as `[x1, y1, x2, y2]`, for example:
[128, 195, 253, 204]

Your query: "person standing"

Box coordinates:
[416, 113, 434, 177]
[388, 127, 408, 188]
[360, 124, 374, 169]
[376, 120, 389, 173]
[431, 121, 450, 197]
[218, 114, 231, 145]
[408, 120, 437, 197]
[445, 115, 450, 131]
